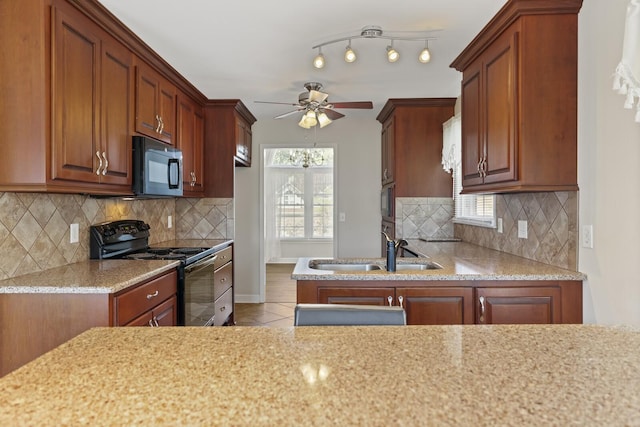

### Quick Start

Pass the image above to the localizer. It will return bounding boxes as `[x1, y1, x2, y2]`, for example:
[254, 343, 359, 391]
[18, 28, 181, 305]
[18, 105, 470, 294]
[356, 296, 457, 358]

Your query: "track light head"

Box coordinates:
[419, 47, 431, 63]
[386, 45, 399, 63]
[344, 43, 356, 63]
[313, 48, 325, 69]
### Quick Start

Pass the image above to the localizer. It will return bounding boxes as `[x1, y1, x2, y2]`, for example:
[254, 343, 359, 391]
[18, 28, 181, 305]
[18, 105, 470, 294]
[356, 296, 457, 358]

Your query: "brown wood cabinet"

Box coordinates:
[135, 61, 177, 145]
[0, 269, 178, 377]
[376, 99, 456, 254]
[177, 93, 205, 196]
[297, 279, 582, 325]
[204, 100, 257, 197]
[113, 270, 178, 326]
[376, 99, 456, 197]
[450, 0, 582, 194]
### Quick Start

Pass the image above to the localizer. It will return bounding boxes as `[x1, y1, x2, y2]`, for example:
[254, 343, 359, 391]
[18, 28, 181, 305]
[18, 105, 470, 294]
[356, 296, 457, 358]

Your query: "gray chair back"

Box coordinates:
[294, 303, 406, 326]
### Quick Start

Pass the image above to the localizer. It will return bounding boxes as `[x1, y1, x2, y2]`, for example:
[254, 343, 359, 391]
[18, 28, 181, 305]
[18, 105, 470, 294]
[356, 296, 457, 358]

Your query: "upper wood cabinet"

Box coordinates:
[451, 0, 583, 194]
[204, 100, 257, 198]
[135, 61, 177, 145]
[376, 99, 456, 198]
[177, 93, 205, 196]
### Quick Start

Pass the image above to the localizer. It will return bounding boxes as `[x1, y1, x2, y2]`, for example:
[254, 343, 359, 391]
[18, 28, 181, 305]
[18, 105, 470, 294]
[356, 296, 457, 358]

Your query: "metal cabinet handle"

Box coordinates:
[96, 151, 103, 175]
[387, 295, 393, 307]
[102, 152, 108, 175]
[383, 168, 388, 180]
[155, 115, 161, 133]
[159, 116, 164, 134]
[220, 305, 226, 312]
[148, 319, 154, 327]
[220, 277, 227, 283]
[479, 296, 486, 323]
[146, 290, 159, 299]
[398, 295, 404, 308]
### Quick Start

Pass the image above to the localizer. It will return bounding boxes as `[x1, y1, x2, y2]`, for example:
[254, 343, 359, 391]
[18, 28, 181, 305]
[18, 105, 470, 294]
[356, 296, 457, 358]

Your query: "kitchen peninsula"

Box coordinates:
[294, 241, 585, 325]
[0, 325, 638, 426]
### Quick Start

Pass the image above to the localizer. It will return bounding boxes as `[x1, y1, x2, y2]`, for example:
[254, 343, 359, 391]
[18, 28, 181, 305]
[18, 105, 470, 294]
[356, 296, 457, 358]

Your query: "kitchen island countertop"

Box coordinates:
[0, 324, 638, 426]
[293, 241, 586, 281]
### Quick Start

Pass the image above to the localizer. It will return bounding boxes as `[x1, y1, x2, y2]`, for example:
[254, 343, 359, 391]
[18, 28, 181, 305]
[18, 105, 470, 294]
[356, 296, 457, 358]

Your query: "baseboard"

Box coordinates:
[235, 294, 262, 303]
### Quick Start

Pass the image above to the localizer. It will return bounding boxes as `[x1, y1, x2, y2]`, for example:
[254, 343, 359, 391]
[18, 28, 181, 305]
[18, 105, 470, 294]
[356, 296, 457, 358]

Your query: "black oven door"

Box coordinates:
[183, 254, 218, 326]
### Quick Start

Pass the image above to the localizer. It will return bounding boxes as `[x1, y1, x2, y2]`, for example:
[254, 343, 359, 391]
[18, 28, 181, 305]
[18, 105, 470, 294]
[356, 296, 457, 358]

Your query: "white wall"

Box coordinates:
[234, 116, 381, 302]
[578, 0, 640, 325]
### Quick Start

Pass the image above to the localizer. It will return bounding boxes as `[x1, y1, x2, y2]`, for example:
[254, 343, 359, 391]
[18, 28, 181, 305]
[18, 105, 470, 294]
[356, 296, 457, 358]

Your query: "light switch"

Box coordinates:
[339, 212, 346, 222]
[517, 220, 528, 239]
[70, 223, 79, 243]
[497, 218, 503, 234]
[168, 215, 173, 229]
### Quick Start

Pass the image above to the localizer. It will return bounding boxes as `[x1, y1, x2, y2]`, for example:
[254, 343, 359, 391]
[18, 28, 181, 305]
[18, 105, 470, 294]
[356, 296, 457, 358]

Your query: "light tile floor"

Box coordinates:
[234, 264, 296, 327]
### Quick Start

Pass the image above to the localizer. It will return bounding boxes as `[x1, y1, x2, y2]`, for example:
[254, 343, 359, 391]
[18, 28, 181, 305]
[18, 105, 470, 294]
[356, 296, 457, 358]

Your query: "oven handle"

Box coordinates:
[185, 254, 218, 274]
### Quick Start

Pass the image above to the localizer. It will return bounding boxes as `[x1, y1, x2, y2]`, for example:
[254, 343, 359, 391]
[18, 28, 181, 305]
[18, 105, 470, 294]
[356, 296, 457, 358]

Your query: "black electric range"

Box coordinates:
[89, 220, 221, 326]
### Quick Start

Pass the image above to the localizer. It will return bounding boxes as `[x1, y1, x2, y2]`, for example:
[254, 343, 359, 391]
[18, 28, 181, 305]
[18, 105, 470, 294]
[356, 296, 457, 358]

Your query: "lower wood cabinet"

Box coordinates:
[297, 280, 582, 325]
[0, 269, 178, 377]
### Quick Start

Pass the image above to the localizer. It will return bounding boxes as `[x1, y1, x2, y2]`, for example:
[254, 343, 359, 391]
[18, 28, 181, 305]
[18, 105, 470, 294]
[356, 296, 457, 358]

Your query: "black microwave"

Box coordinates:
[132, 136, 183, 197]
[381, 185, 393, 218]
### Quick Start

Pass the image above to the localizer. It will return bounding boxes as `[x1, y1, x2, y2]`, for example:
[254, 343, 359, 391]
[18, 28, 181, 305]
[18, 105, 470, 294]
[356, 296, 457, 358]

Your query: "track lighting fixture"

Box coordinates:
[313, 47, 325, 69]
[386, 42, 399, 63]
[344, 41, 356, 63]
[419, 40, 431, 63]
[311, 25, 437, 68]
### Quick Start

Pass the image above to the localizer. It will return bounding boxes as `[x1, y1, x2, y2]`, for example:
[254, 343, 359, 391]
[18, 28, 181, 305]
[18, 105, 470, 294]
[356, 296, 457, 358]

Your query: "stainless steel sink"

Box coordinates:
[394, 262, 443, 271]
[308, 262, 383, 271]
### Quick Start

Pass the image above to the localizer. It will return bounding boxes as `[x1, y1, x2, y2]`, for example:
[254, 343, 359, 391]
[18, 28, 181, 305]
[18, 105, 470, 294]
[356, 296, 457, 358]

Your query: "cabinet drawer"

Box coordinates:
[213, 261, 233, 300]
[214, 246, 232, 269]
[213, 287, 233, 326]
[115, 270, 177, 326]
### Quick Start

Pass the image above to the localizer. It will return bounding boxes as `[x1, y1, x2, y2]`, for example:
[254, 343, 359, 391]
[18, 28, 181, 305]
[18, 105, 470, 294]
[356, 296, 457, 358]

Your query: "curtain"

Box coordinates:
[613, 0, 640, 123]
[442, 114, 461, 198]
[264, 149, 285, 263]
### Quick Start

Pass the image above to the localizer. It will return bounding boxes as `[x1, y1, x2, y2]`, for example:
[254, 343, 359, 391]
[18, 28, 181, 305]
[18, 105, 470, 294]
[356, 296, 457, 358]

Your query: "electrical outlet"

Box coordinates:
[168, 215, 173, 229]
[517, 220, 528, 239]
[339, 212, 346, 222]
[497, 218, 503, 234]
[70, 223, 79, 243]
[582, 225, 593, 248]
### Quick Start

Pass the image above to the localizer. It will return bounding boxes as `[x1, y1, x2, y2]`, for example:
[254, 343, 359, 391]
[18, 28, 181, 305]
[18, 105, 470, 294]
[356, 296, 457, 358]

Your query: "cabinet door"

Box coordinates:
[381, 118, 395, 185]
[153, 295, 177, 326]
[461, 63, 483, 187]
[235, 117, 251, 166]
[482, 30, 518, 185]
[100, 36, 133, 186]
[51, 4, 100, 183]
[317, 287, 395, 306]
[177, 95, 204, 195]
[135, 64, 161, 139]
[158, 80, 176, 144]
[396, 287, 474, 325]
[476, 286, 561, 324]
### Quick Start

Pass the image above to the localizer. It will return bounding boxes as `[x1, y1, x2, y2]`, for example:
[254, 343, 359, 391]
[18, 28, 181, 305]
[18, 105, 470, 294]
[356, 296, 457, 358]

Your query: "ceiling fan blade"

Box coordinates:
[322, 109, 345, 120]
[274, 109, 304, 119]
[255, 101, 300, 106]
[330, 101, 374, 109]
[308, 90, 329, 104]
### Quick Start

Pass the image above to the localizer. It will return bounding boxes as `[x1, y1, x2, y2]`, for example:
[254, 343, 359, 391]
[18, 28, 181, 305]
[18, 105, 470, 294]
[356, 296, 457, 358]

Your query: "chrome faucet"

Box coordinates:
[381, 232, 408, 272]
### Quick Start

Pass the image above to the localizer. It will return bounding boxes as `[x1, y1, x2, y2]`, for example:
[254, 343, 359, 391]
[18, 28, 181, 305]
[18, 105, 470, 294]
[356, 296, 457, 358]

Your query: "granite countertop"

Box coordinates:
[0, 260, 180, 294]
[0, 324, 638, 426]
[0, 239, 233, 294]
[292, 241, 586, 281]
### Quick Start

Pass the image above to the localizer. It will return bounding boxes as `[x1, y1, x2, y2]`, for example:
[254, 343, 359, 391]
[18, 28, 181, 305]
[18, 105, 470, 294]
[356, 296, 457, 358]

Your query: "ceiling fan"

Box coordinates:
[255, 82, 373, 128]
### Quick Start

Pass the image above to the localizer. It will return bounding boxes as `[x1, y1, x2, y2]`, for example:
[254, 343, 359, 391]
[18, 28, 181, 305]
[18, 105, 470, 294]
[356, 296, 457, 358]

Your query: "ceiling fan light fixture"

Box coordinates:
[304, 110, 318, 127]
[344, 42, 356, 63]
[317, 112, 332, 128]
[313, 47, 325, 69]
[298, 115, 312, 129]
[387, 44, 399, 63]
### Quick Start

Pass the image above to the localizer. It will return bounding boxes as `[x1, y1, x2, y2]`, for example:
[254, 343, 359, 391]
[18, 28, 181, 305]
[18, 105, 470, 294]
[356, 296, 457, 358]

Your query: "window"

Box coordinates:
[443, 115, 496, 228]
[266, 148, 334, 239]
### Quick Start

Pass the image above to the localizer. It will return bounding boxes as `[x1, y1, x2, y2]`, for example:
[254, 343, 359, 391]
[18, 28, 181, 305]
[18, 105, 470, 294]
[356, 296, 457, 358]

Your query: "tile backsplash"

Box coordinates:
[455, 192, 578, 270]
[396, 197, 455, 239]
[0, 193, 232, 280]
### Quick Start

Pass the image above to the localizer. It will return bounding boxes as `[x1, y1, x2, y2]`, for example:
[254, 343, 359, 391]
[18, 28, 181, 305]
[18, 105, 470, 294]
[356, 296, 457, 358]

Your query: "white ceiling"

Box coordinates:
[98, 0, 507, 123]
